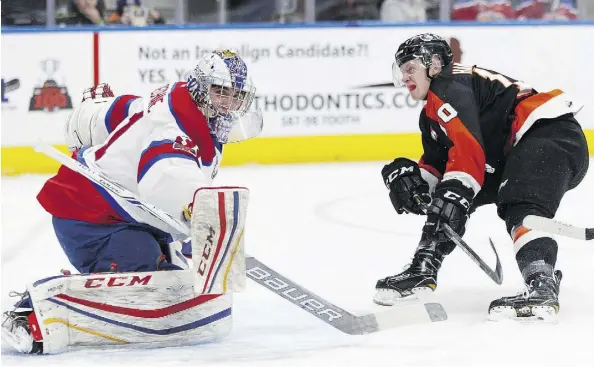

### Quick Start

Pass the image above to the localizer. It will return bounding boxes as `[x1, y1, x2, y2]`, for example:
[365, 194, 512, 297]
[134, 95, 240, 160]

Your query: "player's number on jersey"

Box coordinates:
[474, 67, 532, 95]
[437, 103, 458, 123]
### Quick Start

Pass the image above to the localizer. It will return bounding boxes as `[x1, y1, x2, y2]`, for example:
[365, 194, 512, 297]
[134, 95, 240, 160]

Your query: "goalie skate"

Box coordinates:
[1, 292, 42, 354]
[488, 270, 562, 322]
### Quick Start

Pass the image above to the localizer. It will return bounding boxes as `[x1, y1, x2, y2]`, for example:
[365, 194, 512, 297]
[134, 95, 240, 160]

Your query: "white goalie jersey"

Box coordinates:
[40, 83, 222, 234]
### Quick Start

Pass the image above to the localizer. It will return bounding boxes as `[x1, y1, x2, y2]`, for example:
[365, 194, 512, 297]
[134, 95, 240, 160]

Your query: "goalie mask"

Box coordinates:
[186, 50, 261, 144]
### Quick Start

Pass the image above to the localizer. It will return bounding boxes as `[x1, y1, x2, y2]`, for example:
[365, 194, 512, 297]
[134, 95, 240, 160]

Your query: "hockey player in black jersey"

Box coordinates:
[375, 33, 589, 320]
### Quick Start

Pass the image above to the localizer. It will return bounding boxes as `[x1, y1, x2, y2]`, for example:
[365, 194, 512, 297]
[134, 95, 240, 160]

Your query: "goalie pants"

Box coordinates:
[52, 217, 183, 273]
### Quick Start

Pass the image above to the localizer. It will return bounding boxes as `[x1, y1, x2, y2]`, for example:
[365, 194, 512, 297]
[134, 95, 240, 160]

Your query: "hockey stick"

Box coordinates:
[34, 144, 448, 334]
[415, 196, 503, 285]
[441, 225, 503, 285]
[523, 215, 594, 241]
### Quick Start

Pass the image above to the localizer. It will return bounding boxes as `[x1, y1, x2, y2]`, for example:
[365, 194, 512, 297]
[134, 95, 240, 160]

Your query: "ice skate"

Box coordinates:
[1, 292, 42, 354]
[488, 270, 562, 322]
[374, 242, 445, 306]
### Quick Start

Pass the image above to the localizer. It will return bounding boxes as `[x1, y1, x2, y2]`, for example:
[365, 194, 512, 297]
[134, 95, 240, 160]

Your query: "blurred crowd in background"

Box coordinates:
[1, 0, 591, 27]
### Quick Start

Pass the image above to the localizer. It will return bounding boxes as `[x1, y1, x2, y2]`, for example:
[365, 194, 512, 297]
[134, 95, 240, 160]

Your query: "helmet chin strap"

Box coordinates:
[425, 60, 444, 82]
[426, 67, 433, 81]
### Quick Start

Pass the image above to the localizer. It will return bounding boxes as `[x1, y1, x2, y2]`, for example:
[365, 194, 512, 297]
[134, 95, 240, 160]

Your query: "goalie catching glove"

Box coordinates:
[381, 158, 431, 215]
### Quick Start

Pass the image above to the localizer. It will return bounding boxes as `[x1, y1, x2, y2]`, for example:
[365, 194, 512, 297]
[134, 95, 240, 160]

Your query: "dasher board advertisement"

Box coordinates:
[99, 25, 594, 137]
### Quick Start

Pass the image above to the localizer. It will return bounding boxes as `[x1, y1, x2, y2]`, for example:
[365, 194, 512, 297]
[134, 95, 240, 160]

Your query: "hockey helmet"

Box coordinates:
[394, 33, 453, 69]
[186, 50, 257, 143]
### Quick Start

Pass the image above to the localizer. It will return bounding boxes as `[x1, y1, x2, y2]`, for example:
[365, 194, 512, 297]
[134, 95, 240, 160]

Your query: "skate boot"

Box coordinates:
[374, 241, 445, 306]
[1, 292, 43, 354]
[488, 270, 562, 321]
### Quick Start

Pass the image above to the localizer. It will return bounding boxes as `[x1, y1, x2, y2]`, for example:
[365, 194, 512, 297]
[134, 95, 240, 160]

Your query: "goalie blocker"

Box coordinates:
[1, 188, 249, 354]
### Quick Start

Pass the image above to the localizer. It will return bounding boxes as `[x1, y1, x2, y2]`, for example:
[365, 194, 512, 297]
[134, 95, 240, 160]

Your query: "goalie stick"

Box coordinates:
[35, 144, 448, 335]
[523, 215, 594, 241]
[415, 196, 503, 285]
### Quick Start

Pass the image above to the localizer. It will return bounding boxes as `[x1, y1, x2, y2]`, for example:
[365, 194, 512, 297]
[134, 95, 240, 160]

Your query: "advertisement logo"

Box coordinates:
[1, 78, 20, 110]
[253, 84, 421, 128]
[29, 59, 73, 112]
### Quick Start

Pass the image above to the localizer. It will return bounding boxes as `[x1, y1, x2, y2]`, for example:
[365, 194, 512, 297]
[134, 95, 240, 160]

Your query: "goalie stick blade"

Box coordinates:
[246, 257, 446, 335]
[523, 215, 594, 241]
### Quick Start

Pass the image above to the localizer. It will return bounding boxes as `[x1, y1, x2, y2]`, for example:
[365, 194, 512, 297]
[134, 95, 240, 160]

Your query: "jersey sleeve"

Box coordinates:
[424, 81, 485, 196]
[103, 95, 141, 134]
[137, 135, 208, 223]
[64, 94, 142, 150]
[417, 114, 448, 192]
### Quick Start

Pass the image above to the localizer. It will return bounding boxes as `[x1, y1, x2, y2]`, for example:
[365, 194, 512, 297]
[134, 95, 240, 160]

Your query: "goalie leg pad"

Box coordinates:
[27, 270, 232, 354]
[165, 238, 193, 270]
[191, 187, 249, 294]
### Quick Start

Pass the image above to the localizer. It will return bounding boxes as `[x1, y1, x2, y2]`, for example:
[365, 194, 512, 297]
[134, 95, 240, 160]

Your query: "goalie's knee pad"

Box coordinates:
[24, 270, 232, 354]
[191, 187, 249, 294]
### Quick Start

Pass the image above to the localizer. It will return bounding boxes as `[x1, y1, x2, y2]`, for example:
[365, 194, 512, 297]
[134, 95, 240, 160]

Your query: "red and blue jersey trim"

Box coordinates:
[167, 83, 217, 166]
[137, 139, 200, 183]
[96, 111, 144, 161]
[76, 147, 137, 223]
[104, 95, 139, 134]
[37, 148, 134, 224]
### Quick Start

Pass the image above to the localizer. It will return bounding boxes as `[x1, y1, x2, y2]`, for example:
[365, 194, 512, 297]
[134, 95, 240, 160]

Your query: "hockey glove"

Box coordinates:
[423, 180, 473, 242]
[381, 158, 431, 215]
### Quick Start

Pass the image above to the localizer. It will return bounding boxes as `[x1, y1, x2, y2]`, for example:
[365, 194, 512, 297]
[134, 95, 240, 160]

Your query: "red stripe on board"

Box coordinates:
[95, 111, 143, 161]
[93, 32, 99, 85]
[202, 192, 227, 293]
[55, 293, 221, 318]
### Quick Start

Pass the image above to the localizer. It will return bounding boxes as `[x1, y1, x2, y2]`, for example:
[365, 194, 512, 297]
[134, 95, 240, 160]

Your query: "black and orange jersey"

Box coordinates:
[418, 62, 580, 196]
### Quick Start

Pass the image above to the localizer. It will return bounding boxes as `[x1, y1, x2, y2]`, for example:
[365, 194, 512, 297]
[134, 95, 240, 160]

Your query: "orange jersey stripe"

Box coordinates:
[510, 89, 563, 139]
[425, 91, 486, 186]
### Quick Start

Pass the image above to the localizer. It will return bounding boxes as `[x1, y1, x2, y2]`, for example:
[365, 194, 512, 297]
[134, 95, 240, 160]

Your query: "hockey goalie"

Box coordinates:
[1, 49, 263, 354]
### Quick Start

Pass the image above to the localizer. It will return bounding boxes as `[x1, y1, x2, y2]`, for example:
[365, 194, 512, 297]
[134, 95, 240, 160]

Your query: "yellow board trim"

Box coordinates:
[223, 228, 244, 293]
[44, 317, 128, 344]
[2, 130, 593, 176]
[0, 133, 423, 176]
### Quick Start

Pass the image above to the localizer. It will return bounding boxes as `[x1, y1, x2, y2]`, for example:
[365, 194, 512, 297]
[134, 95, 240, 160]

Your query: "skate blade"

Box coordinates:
[487, 306, 558, 324]
[373, 287, 433, 307]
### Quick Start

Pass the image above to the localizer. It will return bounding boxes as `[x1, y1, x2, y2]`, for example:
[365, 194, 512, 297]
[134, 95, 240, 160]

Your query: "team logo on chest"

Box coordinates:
[173, 135, 198, 158]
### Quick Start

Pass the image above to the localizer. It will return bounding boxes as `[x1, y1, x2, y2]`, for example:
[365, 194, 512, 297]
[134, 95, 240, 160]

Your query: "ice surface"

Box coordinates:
[2, 162, 594, 366]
